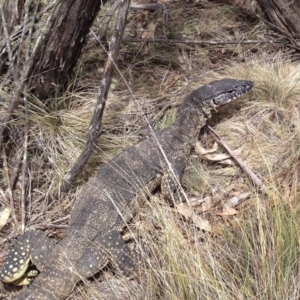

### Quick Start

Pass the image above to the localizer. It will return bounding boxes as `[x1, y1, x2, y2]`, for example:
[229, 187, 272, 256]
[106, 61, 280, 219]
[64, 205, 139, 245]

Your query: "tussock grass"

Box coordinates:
[213, 59, 300, 191]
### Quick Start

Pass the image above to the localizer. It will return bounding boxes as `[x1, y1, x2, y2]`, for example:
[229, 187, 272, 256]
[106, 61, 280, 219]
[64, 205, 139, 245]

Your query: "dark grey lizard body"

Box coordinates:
[0, 79, 253, 299]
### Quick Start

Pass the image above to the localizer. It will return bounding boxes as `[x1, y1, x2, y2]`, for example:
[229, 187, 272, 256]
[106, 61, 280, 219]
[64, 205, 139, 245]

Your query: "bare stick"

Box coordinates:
[122, 38, 284, 45]
[0, 5, 19, 83]
[33, 223, 68, 230]
[2, 150, 18, 225]
[56, 0, 131, 196]
[20, 94, 29, 233]
[9, 146, 24, 190]
[207, 125, 268, 194]
[130, 3, 164, 10]
[15, 0, 32, 71]
[98, 0, 122, 39]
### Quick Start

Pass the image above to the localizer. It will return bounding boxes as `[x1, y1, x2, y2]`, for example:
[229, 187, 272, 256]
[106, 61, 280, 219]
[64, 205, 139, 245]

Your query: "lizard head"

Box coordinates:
[189, 78, 254, 109]
[201, 78, 253, 107]
[174, 78, 253, 130]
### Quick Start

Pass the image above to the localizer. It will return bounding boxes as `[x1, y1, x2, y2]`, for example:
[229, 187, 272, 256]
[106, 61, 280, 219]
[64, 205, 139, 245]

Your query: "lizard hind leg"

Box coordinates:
[76, 230, 138, 279]
[0, 231, 54, 285]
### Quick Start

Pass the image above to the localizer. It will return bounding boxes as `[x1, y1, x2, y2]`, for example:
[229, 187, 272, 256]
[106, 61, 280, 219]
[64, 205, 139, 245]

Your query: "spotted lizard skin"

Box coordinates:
[0, 79, 253, 299]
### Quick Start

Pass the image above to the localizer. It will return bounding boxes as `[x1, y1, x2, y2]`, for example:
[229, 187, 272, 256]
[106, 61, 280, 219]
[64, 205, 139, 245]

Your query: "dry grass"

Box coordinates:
[1, 0, 300, 299]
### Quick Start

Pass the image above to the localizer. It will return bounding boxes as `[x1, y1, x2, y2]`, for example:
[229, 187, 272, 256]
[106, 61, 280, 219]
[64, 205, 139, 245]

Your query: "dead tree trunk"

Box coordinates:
[256, 0, 300, 36]
[26, 0, 107, 101]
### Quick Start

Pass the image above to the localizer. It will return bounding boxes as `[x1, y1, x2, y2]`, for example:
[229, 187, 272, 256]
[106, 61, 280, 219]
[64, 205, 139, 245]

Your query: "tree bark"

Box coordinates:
[256, 0, 300, 36]
[0, 0, 24, 33]
[26, 0, 107, 101]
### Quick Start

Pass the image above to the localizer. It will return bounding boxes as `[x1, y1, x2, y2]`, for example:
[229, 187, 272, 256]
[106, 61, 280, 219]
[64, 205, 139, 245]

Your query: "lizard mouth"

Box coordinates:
[212, 81, 253, 106]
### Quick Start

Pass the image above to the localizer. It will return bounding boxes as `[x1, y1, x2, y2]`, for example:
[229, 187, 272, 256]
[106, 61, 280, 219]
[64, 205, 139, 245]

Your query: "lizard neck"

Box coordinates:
[174, 100, 211, 141]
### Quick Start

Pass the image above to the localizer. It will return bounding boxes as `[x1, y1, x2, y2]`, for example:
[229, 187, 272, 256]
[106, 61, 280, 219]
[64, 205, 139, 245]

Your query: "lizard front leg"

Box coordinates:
[0, 231, 54, 285]
[75, 230, 138, 279]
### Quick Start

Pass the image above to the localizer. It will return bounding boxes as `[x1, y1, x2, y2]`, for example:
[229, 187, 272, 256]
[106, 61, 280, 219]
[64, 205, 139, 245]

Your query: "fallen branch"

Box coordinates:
[122, 38, 285, 45]
[207, 125, 268, 194]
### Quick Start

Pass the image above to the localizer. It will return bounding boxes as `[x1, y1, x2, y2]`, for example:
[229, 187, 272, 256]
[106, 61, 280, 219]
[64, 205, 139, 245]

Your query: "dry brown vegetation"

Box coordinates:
[1, 0, 300, 299]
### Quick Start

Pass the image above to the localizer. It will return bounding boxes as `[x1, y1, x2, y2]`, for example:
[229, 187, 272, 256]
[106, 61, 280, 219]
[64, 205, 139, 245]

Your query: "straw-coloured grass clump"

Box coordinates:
[213, 60, 300, 194]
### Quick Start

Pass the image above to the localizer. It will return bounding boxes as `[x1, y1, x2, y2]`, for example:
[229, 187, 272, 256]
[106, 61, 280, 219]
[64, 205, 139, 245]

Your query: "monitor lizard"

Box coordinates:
[0, 78, 253, 299]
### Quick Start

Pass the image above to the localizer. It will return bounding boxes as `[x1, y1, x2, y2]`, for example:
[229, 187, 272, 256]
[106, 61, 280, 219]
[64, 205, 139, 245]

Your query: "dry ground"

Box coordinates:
[1, 0, 300, 299]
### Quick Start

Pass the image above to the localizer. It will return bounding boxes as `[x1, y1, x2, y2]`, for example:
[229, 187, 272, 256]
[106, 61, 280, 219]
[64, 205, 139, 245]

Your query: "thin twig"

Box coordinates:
[0, 6, 19, 83]
[25, 214, 70, 227]
[122, 38, 285, 45]
[207, 125, 268, 194]
[9, 137, 24, 190]
[2, 150, 18, 225]
[130, 3, 164, 10]
[56, 0, 131, 196]
[162, 4, 169, 37]
[15, 0, 31, 71]
[33, 223, 68, 230]
[20, 94, 29, 233]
